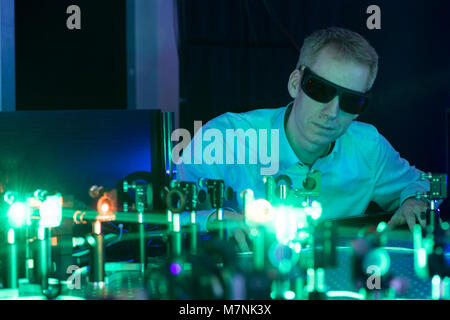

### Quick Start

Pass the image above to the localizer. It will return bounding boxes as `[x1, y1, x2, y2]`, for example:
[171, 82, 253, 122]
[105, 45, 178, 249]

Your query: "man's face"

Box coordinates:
[288, 46, 371, 152]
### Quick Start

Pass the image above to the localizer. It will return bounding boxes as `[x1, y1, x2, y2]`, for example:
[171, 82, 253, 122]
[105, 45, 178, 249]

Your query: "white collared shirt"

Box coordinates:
[176, 103, 429, 230]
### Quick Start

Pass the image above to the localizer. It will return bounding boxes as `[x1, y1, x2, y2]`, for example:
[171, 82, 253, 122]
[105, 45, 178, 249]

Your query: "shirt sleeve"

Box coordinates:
[371, 132, 430, 212]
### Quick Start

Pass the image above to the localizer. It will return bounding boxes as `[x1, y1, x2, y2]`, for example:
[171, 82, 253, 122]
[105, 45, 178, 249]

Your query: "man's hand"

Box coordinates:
[387, 198, 428, 231]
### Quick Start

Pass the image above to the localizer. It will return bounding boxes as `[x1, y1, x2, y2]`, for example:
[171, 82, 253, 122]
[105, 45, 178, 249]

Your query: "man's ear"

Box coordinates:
[288, 69, 301, 99]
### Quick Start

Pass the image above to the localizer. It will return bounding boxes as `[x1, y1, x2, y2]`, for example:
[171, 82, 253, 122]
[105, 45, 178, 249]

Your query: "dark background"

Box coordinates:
[15, 0, 126, 110]
[176, 0, 450, 217]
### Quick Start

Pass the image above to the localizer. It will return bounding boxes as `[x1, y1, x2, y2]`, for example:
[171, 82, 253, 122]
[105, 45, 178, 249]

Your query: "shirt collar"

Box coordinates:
[273, 102, 341, 170]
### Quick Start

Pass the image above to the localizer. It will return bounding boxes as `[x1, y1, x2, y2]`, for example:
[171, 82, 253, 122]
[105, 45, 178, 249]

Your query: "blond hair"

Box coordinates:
[297, 27, 379, 90]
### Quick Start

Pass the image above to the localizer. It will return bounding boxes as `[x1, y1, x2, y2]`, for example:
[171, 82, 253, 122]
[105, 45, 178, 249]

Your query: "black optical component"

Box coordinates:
[299, 65, 371, 115]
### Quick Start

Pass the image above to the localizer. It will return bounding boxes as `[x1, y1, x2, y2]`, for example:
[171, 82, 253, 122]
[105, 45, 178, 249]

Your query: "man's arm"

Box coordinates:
[370, 133, 430, 230]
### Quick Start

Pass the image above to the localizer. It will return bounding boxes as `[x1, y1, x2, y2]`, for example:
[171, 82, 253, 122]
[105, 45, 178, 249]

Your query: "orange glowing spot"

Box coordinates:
[101, 202, 110, 213]
[96, 196, 115, 222]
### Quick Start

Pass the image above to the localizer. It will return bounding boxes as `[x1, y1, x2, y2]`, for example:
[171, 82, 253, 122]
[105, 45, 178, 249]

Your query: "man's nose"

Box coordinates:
[321, 96, 339, 119]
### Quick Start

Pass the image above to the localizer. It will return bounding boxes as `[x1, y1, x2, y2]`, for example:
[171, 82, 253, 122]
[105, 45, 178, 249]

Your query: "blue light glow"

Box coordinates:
[170, 263, 182, 275]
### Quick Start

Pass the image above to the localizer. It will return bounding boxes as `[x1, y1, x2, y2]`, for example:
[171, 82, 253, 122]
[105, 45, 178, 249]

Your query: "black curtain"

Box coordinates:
[177, 0, 450, 216]
[15, 0, 127, 110]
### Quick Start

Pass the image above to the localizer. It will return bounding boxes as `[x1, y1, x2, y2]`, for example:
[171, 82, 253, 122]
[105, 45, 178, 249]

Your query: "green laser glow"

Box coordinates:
[298, 231, 309, 241]
[307, 268, 315, 292]
[376, 221, 387, 233]
[274, 206, 299, 244]
[246, 198, 274, 224]
[72, 237, 86, 247]
[7, 202, 29, 228]
[317, 268, 325, 292]
[294, 242, 302, 253]
[87, 236, 95, 246]
[326, 291, 364, 300]
[418, 248, 427, 268]
[432, 275, 441, 300]
[4, 191, 17, 205]
[304, 201, 322, 220]
[283, 290, 295, 300]
[39, 195, 62, 227]
[268, 243, 299, 274]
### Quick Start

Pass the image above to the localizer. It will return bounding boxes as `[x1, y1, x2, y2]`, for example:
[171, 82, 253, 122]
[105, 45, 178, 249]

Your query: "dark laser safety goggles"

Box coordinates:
[299, 65, 371, 115]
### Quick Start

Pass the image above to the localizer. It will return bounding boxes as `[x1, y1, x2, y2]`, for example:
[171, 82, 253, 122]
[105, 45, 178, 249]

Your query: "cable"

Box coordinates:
[106, 224, 124, 247]
[108, 221, 128, 233]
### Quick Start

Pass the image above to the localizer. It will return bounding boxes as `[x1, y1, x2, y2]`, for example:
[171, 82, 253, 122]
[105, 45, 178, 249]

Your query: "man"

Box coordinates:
[176, 27, 429, 233]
